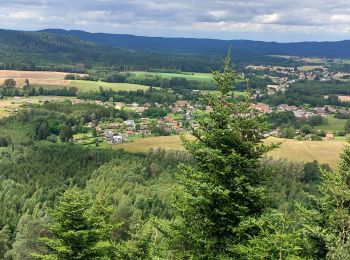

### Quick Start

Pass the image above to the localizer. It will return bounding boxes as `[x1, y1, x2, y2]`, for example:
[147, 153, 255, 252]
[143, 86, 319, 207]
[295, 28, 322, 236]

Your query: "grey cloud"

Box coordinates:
[0, 0, 350, 41]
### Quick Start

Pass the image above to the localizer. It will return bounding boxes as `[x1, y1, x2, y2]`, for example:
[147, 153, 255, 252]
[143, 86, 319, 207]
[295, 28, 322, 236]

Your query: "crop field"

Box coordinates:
[132, 71, 214, 83]
[0, 70, 74, 86]
[0, 70, 150, 92]
[115, 135, 346, 167]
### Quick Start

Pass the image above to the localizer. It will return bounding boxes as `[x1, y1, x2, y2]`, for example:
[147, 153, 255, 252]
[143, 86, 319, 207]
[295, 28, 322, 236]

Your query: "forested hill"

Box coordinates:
[42, 29, 350, 58]
[0, 29, 220, 72]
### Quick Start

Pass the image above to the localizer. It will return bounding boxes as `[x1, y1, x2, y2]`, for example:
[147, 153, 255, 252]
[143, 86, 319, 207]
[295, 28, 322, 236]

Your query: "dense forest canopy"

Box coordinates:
[43, 29, 350, 59]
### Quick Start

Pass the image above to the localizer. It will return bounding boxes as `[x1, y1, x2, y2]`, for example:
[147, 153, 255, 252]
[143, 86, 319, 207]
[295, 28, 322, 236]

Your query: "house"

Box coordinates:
[293, 110, 312, 121]
[175, 100, 190, 107]
[251, 103, 270, 113]
[112, 135, 123, 144]
[314, 107, 326, 115]
[135, 106, 147, 113]
[124, 120, 136, 129]
[277, 104, 298, 111]
[338, 96, 350, 103]
[115, 102, 125, 110]
[108, 123, 120, 129]
[326, 132, 334, 140]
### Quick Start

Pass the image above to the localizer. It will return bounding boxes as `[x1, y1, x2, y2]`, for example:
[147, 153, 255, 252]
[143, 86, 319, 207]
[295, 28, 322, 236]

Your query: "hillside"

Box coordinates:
[42, 29, 350, 59]
[0, 29, 220, 72]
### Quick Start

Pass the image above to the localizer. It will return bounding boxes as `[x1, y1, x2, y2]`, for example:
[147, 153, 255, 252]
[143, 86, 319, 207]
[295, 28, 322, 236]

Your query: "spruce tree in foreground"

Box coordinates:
[170, 54, 275, 258]
[32, 188, 117, 259]
[299, 143, 350, 258]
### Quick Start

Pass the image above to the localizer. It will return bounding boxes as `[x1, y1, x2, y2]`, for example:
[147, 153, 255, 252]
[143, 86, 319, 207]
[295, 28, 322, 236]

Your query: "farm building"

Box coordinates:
[326, 132, 334, 140]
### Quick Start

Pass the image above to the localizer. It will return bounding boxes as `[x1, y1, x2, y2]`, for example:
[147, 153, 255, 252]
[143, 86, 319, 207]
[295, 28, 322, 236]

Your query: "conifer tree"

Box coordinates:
[32, 188, 117, 259]
[169, 53, 275, 258]
[0, 224, 11, 259]
[299, 143, 350, 258]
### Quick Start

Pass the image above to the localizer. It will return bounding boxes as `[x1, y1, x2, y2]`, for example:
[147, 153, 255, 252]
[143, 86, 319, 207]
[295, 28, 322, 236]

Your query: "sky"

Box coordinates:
[1, 0, 350, 42]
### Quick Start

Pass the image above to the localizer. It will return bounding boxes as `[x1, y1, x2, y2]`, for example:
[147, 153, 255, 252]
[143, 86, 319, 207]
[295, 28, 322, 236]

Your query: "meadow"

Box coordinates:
[115, 135, 346, 167]
[314, 115, 347, 132]
[132, 71, 214, 83]
[0, 96, 74, 118]
[68, 80, 150, 92]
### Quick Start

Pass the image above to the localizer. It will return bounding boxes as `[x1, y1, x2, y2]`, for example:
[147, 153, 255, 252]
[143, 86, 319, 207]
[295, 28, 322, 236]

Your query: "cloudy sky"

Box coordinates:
[1, 0, 350, 42]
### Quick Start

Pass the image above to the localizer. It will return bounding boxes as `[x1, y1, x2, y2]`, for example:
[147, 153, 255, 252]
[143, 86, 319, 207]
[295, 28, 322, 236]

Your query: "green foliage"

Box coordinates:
[345, 119, 350, 133]
[168, 54, 275, 257]
[0, 224, 12, 259]
[281, 126, 296, 139]
[231, 210, 304, 259]
[32, 188, 118, 259]
[299, 143, 350, 258]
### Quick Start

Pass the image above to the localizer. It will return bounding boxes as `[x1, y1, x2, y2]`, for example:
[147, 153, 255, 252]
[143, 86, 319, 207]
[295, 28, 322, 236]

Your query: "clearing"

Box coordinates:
[132, 71, 214, 84]
[314, 115, 346, 132]
[68, 80, 150, 92]
[0, 96, 74, 118]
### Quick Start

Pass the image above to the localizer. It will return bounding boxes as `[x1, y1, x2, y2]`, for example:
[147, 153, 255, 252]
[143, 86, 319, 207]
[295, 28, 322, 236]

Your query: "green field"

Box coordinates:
[67, 80, 150, 92]
[115, 135, 346, 167]
[314, 115, 346, 132]
[132, 71, 214, 83]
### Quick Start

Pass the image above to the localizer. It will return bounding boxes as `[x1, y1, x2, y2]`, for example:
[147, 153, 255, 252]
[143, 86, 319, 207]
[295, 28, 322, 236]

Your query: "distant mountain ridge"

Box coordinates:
[40, 29, 350, 59]
[0, 29, 220, 72]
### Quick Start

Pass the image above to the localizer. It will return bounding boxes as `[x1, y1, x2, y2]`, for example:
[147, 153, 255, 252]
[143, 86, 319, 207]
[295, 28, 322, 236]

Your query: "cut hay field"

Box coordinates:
[0, 70, 150, 92]
[115, 136, 346, 167]
[0, 70, 74, 86]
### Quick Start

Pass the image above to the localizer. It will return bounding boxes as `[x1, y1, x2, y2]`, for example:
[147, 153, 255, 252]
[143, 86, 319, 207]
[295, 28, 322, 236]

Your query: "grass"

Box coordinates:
[114, 135, 346, 167]
[68, 80, 150, 92]
[0, 96, 74, 118]
[132, 71, 214, 84]
[314, 115, 346, 132]
[205, 90, 248, 97]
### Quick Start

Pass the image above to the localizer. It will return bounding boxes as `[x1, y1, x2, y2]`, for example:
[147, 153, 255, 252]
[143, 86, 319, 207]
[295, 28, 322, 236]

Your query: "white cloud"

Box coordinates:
[0, 0, 350, 41]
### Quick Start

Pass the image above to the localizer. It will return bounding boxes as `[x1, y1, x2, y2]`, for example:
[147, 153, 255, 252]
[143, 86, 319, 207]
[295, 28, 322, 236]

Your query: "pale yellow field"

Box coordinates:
[0, 70, 150, 92]
[0, 70, 75, 86]
[115, 136, 346, 167]
[297, 65, 325, 71]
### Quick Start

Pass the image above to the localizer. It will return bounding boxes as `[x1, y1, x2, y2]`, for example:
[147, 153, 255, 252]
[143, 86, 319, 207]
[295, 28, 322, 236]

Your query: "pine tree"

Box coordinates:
[299, 143, 350, 258]
[32, 188, 117, 259]
[169, 53, 275, 258]
[0, 224, 11, 259]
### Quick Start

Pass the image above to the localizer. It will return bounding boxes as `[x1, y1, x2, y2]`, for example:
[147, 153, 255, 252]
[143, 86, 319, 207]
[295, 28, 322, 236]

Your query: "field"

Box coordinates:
[0, 70, 151, 92]
[115, 135, 346, 167]
[132, 71, 214, 83]
[297, 65, 325, 71]
[314, 115, 346, 132]
[68, 80, 150, 92]
[0, 70, 73, 86]
[0, 96, 74, 118]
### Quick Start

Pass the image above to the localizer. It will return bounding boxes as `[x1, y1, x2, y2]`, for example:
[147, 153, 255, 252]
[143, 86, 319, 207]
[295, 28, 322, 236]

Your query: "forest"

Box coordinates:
[1, 56, 350, 259]
[262, 80, 350, 107]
